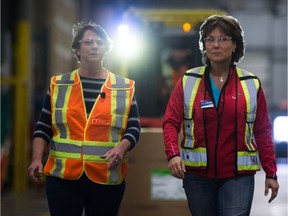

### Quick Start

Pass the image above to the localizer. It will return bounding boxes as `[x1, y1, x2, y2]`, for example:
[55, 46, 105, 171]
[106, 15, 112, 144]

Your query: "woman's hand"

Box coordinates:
[28, 159, 43, 183]
[101, 139, 131, 169]
[265, 178, 279, 203]
[168, 156, 186, 179]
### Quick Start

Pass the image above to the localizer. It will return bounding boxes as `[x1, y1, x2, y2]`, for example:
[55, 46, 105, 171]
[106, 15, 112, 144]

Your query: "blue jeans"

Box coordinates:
[183, 173, 254, 216]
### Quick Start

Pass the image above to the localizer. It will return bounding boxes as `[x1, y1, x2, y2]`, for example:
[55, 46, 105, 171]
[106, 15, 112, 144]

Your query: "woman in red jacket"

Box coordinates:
[163, 15, 279, 216]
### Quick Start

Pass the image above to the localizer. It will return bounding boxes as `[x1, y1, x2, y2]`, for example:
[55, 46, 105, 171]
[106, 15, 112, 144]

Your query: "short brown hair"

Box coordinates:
[199, 15, 245, 65]
[71, 21, 112, 61]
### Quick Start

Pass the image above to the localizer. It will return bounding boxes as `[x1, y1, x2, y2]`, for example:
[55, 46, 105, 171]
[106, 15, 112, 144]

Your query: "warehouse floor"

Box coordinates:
[1, 161, 287, 216]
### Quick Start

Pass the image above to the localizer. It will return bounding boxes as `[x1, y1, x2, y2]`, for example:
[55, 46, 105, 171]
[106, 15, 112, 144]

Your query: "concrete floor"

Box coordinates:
[1, 161, 287, 216]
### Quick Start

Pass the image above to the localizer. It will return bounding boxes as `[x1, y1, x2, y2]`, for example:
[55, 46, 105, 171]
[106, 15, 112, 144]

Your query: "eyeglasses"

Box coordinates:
[203, 36, 232, 46]
[79, 38, 105, 47]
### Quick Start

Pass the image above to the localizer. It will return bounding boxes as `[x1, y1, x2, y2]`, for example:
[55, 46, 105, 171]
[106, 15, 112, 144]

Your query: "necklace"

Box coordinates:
[220, 76, 224, 82]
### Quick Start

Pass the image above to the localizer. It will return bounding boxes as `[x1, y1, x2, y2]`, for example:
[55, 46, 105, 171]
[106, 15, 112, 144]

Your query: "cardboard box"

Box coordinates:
[119, 129, 190, 216]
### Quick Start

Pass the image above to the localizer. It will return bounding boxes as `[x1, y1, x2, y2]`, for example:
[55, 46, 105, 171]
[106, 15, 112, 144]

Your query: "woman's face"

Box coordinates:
[204, 27, 236, 65]
[77, 29, 106, 64]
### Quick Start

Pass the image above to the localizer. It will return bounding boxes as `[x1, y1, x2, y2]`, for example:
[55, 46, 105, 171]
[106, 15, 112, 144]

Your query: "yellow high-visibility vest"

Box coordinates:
[181, 66, 260, 171]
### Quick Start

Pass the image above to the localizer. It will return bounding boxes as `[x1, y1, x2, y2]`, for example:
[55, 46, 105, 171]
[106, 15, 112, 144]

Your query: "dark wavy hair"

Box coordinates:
[199, 15, 245, 66]
[71, 21, 112, 62]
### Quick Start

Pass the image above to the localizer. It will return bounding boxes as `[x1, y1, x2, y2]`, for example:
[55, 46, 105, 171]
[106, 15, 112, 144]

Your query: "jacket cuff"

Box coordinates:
[266, 175, 278, 180]
[167, 154, 181, 161]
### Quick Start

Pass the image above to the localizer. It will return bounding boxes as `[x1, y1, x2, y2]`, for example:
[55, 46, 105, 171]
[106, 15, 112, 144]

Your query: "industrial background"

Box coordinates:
[1, 0, 287, 215]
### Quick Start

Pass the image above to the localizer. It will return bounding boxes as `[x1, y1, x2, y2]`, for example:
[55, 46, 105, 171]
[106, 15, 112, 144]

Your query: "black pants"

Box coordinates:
[46, 174, 125, 216]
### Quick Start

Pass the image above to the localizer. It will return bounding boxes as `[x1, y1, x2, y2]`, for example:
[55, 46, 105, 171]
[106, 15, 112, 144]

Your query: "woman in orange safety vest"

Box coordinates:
[28, 22, 141, 216]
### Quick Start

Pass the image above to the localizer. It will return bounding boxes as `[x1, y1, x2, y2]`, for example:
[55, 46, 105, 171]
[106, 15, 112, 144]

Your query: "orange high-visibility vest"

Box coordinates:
[44, 69, 135, 185]
[181, 66, 261, 172]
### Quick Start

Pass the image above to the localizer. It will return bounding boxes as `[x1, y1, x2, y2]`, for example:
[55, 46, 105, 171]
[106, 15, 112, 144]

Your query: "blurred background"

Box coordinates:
[1, 0, 287, 215]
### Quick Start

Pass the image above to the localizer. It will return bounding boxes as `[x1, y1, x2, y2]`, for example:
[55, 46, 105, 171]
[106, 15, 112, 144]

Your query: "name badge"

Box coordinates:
[200, 100, 214, 108]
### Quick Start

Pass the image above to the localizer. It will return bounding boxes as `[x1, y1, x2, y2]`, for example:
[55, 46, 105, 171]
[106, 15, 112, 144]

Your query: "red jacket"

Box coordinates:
[163, 66, 277, 179]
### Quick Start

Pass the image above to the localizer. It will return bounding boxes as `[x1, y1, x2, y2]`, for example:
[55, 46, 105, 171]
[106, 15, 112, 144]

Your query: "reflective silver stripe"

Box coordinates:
[55, 73, 75, 84]
[116, 90, 126, 115]
[83, 145, 114, 156]
[183, 69, 195, 147]
[53, 71, 75, 139]
[55, 86, 68, 108]
[55, 84, 69, 139]
[52, 141, 114, 156]
[112, 83, 130, 88]
[111, 116, 123, 142]
[115, 115, 123, 128]
[51, 141, 82, 153]
[55, 109, 67, 139]
[52, 158, 63, 177]
[183, 67, 202, 119]
[112, 74, 130, 88]
[237, 152, 260, 171]
[183, 138, 193, 148]
[238, 155, 259, 167]
[110, 74, 130, 142]
[244, 78, 257, 148]
[182, 67, 204, 148]
[240, 72, 258, 114]
[237, 69, 259, 151]
[109, 168, 119, 184]
[181, 148, 207, 167]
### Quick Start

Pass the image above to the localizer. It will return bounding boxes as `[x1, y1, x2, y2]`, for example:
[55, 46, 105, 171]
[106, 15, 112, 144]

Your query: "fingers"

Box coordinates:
[171, 167, 185, 179]
[268, 192, 277, 203]
[109, 158, 121, 169]
[170, 163, 185, 179]
[28, 166, 43, 183]
[106, 156, 121, 169]
[264, 186, 269, 196]
[265, 178, 279, 203]
[101, 149, 123, 169]
[168, 156, 186, 179]
[268, 186, 279, 203]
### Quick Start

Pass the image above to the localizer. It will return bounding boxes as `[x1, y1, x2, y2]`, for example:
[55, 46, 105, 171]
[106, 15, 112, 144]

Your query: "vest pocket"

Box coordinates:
[87, 114, 128, 141]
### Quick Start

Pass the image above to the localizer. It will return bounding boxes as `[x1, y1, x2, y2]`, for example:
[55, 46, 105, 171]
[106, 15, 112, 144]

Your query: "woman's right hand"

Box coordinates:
[28, 137, 47, 183]
[168, 156, 186, 179]
[28, 160, 43, 183]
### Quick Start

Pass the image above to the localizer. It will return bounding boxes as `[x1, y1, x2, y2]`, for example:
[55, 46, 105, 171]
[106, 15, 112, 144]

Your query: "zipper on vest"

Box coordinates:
[234, 73, 238, 175]
[214, 116, 221, 177]
[214, 82, 227, 177]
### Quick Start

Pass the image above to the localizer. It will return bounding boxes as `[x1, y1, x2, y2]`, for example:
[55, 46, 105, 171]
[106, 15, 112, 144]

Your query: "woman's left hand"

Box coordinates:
[101, 139, 131, 169]
[265, 178, 279, 203]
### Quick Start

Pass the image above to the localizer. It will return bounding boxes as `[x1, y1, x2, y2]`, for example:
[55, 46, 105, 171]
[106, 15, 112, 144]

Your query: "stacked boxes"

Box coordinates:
[119, 128, 190, 216]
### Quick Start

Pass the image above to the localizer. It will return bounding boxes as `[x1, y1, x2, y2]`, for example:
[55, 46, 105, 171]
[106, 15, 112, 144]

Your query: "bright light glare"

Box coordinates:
[116, 24, 144, 59]
[182, 22, 191, 33]
[118, 25, 130, 37]
[273, 116, 288, 142]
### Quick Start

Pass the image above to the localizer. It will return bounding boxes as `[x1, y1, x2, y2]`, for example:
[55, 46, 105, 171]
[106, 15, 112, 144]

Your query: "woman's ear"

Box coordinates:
[232, 43, 236, 53]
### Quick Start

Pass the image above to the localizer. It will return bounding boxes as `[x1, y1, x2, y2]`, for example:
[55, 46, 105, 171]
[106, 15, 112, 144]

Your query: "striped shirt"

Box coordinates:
[33, 76, 141, 149]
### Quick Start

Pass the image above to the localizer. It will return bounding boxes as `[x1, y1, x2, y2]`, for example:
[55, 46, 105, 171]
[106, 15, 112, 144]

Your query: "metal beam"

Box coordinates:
[125, 8, 226, 27]
[13, 21, 30, 191]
